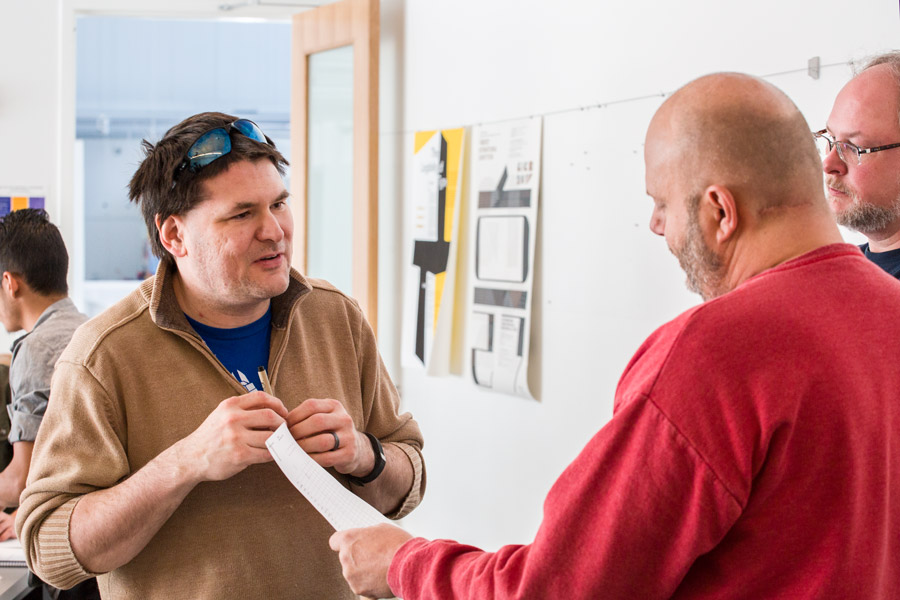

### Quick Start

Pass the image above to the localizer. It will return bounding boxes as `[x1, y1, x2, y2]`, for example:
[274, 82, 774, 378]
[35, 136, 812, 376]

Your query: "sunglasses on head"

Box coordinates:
[173, 118, 270, 182]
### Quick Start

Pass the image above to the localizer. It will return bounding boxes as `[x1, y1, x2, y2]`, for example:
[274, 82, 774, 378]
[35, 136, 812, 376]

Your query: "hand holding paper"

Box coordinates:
[329, 523, 413, 599]
[181, 392, 286, 483]
[285, 398, 373, 477]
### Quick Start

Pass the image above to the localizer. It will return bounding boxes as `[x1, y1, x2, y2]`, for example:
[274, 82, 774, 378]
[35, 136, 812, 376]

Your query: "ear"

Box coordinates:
[699, 185, 738, 245]
[156, 214, 188, 259]
[1, 272, 21, 298]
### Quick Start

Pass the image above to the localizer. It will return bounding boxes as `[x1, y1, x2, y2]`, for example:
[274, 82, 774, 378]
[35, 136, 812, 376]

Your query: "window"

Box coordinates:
[76, 16, 290, 310]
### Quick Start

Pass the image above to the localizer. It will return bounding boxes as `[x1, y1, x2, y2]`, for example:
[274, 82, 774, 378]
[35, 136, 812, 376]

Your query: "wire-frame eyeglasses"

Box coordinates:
[813, 129, 900, 166]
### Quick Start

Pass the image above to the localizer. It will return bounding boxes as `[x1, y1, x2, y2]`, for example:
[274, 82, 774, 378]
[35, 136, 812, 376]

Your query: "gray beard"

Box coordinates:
[675, 199, 725, 301]
[836, 200, 900, 233]
[830, 180, 900, 234]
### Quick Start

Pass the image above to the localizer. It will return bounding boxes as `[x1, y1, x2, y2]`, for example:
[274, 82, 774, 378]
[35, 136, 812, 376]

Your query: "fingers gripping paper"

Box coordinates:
[266, 423, 390, 531]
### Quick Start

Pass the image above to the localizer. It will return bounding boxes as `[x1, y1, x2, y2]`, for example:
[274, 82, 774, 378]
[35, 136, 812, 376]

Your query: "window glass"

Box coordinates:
[76, 16, 291, 282]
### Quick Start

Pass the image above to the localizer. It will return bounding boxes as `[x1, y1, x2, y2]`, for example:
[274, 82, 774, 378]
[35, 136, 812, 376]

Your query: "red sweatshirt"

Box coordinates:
[389, 244, 900, 599]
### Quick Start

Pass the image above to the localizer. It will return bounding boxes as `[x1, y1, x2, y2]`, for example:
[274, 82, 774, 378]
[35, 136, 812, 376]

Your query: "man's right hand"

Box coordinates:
[178, 391, 288, 483]
[68, 390, 288, 575]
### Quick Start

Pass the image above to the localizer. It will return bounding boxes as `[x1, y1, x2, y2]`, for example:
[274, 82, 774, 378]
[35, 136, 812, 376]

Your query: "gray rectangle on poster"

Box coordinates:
[478, 189, 531, 208]
[473, 288, 528, 309]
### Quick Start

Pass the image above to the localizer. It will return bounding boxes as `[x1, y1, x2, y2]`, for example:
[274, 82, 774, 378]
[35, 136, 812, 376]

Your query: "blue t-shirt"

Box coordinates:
[186, 307, 272, 393]
[861, 243, 900, 280]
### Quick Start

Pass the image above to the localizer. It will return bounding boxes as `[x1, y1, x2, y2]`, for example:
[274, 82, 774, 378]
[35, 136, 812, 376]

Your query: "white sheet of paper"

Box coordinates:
[0, 538, 26, 564]
[266, 423, 390, 532]
[476, 216, 527, 283]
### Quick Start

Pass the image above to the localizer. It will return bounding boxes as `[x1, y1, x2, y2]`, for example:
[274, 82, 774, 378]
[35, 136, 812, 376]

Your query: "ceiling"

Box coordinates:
[70, 0, 333, 22]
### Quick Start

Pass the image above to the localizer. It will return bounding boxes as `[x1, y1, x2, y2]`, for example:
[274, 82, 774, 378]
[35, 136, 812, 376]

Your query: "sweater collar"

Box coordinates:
[145, 260, 311, 334]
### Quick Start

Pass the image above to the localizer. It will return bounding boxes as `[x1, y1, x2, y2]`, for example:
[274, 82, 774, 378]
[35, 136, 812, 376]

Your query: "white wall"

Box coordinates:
[0, 1, 67, 350]
[393, 0, 894, 553]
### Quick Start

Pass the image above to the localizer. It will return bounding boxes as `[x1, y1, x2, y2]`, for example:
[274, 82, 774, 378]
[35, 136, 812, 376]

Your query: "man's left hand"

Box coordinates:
[286, 398, 373, 477]
[329, 523, 413, 598]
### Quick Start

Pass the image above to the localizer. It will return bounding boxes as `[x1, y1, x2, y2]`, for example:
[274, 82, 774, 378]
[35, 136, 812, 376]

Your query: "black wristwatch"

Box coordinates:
[348, 432, 386, 486]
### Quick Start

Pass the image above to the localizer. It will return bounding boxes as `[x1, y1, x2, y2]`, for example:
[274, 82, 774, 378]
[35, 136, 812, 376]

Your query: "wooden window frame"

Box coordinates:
[291, 0, 379, 331]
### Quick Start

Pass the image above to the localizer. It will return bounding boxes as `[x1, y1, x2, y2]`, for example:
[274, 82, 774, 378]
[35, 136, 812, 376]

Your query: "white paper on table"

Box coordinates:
[266, 423, 390, 532]
[0, 538, 26, 566]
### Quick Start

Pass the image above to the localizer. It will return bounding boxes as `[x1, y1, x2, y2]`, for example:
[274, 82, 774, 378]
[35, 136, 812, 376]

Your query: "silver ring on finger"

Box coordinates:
[330, 431, 340, 452]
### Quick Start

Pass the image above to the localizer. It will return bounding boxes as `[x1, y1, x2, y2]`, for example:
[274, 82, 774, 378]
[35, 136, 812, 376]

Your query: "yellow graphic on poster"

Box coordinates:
[403, 128, 466, 374]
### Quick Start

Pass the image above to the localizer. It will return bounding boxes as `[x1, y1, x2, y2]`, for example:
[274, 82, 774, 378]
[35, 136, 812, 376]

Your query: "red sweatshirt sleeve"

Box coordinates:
[388, 397, 743, 599]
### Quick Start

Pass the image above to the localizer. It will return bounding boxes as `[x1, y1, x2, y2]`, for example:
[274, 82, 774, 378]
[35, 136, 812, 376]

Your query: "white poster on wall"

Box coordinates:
[465, 118, 541, 399]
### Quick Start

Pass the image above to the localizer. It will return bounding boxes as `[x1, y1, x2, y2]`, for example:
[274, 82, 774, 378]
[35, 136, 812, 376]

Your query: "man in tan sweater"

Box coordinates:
[16, 113, 425, 599]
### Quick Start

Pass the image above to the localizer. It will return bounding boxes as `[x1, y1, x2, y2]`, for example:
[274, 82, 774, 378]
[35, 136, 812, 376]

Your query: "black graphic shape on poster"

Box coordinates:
[412, 135, 450, 364]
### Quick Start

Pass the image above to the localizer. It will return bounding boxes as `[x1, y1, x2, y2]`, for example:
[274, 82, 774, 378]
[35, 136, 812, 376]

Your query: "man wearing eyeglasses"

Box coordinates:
[329, 73, 900, 599]
[15, 113, 425, 599]
[817, 51, 900, 277]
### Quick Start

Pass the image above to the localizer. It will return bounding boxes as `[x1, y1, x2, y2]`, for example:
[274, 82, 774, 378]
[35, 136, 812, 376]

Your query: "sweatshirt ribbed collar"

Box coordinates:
[145, 260, 311, 335]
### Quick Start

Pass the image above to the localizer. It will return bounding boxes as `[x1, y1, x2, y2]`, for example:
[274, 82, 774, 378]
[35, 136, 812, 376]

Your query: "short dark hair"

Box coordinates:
[0, 209, 69, 295]
[128, 112, 289, 263]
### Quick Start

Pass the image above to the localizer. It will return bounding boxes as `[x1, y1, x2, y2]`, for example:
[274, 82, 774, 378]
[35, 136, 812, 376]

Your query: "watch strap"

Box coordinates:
[348, 432, 386, 486]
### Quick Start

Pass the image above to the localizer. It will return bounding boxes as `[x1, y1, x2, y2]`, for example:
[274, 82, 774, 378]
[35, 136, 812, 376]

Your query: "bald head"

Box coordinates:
[646, 73, 823, 214]
[859, 52, 900, 129]
[839, 60, 900, 136]
[644, 73, 843, 300]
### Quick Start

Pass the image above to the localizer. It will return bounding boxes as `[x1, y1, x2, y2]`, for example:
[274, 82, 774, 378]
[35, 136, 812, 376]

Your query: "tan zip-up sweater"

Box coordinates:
[16, 262, 425, 599]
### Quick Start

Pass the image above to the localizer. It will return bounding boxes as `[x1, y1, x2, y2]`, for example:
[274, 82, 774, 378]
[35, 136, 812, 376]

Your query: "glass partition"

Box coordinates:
[306, 45, 354, 293]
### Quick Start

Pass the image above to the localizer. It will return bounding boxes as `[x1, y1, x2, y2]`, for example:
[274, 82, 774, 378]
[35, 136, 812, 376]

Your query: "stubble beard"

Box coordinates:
[828, 177, 900, 234]
[672, 195, 726, 302]
[196, 241, 291, 313]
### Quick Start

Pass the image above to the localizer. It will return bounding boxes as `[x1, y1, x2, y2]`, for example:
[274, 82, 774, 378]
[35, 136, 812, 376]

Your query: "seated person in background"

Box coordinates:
[0, 209, 88, 539]
[329, 73, 900, 599]
[0, 209, 95, 600]
[17, 113, 425, 600]
[0, 354, 14, 484]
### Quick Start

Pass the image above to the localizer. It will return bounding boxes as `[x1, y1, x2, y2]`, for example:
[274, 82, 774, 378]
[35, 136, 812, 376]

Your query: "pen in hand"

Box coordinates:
[258, 366, 274, 395]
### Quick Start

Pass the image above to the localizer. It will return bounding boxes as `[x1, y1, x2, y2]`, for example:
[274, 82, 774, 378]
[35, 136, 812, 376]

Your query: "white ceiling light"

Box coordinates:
[219, 0, 319, 11]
